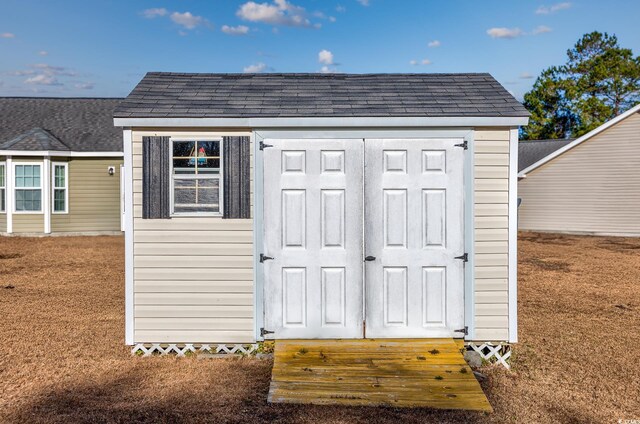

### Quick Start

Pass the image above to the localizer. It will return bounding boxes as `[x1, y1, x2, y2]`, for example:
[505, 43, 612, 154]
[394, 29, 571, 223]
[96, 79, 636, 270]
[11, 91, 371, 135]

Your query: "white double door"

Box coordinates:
[263, 138, 465, 339]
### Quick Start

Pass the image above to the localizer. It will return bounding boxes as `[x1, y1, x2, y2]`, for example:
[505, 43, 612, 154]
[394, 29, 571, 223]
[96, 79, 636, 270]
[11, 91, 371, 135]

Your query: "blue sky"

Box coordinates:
[1, 0, 639, 99]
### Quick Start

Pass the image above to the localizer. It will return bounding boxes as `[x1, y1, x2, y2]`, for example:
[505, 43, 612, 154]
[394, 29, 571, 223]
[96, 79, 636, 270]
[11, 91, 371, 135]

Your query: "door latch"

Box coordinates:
[259, 253, 274, 263]
[364, 256, 376, 262]
[454, 140, 468, 150]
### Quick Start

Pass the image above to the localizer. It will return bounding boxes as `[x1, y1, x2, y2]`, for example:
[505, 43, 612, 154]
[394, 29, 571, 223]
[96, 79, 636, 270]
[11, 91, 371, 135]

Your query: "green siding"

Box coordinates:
[12, 214, 44, 233]
[51, 158, 123, 232]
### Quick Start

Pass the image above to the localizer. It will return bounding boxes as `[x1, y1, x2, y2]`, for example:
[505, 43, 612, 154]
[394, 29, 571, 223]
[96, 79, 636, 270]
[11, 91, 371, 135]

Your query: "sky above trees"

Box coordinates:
[0, 0, 639, 98]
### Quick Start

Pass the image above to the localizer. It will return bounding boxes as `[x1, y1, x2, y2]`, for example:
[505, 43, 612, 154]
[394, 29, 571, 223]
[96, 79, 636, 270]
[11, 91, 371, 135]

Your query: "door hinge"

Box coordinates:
[260, 327, 274, 337]
[259, 141, 273, 150]
[455, 326, 469, 335]
[454, 140, 468, 150]
[259, 253, 274, 263]
[454, 253, 468, 262]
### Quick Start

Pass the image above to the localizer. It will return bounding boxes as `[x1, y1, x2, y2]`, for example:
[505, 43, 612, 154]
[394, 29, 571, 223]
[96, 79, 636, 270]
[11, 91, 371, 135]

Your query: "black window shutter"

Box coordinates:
[223, 136, 251, 219]
[142, 136, 171, 219]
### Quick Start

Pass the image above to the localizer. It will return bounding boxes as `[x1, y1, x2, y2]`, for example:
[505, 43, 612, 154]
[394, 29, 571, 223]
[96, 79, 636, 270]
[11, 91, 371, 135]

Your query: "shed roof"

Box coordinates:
[518, 139, 573, 172]
[115, 72, 530, 118]
[0, 97, 123, 152]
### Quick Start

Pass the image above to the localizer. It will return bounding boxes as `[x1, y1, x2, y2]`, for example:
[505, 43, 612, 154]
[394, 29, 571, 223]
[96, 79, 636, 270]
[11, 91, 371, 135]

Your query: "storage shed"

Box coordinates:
[519, 103, 640, 236]
[114, 73, 529, 354]
[0, 98, 124, 235]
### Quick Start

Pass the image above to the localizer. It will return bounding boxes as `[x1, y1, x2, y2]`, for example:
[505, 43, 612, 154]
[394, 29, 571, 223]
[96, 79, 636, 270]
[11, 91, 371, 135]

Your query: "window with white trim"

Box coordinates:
[0, 162, 5, 213]
[52, 163, 68, 213]
[171, 140, 222, 214]
[14, 164, 42, 212]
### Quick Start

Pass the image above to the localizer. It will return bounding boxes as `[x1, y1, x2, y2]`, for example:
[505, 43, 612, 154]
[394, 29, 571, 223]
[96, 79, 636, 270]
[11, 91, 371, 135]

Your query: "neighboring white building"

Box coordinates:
[519, 103, 640, 236]
[114, 72, 529, 352]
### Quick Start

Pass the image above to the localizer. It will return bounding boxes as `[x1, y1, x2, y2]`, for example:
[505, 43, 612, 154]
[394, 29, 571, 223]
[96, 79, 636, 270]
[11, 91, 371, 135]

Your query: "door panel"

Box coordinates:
[364, 139, 465, 338]
[263, 139, 364, 339]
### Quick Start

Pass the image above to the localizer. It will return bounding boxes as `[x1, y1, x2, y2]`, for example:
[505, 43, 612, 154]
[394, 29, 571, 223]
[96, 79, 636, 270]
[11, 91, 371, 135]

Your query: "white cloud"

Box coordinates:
[336, 5, 346, 13]
[318, 49, 334, 65]
[486, 27, 524, 39]
[243, 62, 268, 73]
[142, 8, 168, 18]
[221, 24, 250, 35]
[535, 2, 571, 14]
[356, 0, 370, 5]
[329, 16, 336, 22]
[38, 50, 48, 56]
[520, 72, 535, 79]
[25, 74, 61, 86]
[32, 63, 76, 76]
[1, 32, 15, 38]
[237, 0, 316, 28]
[75, 82, 95, 90]
[319, 65, 338, 73]
[532, 25, 552, 35]
[409, 58, 431, 66]
[170, 11, 210, 30]
[428, 40, 441, 48]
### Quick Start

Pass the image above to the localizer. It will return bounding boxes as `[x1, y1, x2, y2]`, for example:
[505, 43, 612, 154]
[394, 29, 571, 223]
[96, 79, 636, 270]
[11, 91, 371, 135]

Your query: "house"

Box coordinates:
[519, 103, 640, 236]
[518, 138, 573, 172]
[0, 98, 124, 235]
[114, 72, 529, 355]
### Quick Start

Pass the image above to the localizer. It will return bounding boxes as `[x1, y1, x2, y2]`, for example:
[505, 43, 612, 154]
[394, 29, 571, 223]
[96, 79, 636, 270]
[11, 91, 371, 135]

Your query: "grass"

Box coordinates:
[0, 232, 639, 423]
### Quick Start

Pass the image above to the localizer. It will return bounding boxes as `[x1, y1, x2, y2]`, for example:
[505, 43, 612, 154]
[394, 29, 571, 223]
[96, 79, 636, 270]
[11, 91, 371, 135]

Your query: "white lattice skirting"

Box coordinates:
[132, 343, 259, 357]
[467, 342, 512, 369]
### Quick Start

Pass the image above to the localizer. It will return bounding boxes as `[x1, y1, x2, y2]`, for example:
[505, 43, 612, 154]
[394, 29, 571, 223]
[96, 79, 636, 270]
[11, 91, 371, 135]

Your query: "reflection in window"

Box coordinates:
[172, 140, 222, 214]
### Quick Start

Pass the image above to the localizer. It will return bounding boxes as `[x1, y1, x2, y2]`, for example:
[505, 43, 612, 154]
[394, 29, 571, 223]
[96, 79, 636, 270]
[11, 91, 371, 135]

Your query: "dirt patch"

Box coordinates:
[0, 252, 22, 260]
[0, 233, 639, 423]
[522, 257, 571, 272]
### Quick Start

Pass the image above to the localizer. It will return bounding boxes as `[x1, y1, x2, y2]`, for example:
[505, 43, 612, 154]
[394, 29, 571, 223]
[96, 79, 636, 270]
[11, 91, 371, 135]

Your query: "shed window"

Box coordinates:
[0, 163, 5, 213]
[52, 163, 68, 213]
[14, 164, 42, 212]
[171, 140, 222, 214]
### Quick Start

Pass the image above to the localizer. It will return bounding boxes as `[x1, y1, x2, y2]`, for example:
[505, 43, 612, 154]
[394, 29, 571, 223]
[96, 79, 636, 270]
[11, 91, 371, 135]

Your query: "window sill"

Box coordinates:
[12, 211, 44, 215]
[170, 213, 223, 218]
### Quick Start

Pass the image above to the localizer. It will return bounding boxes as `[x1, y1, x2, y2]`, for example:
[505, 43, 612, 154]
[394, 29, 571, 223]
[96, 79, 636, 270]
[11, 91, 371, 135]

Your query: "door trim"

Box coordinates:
[254, 129, 475, 341]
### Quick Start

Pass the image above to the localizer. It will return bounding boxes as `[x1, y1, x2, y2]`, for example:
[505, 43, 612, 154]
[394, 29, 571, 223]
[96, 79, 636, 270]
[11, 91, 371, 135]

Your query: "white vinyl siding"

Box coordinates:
[131, 130, 254, 344]
[519, 112, 640, 236]
[473, 129, 511, 341]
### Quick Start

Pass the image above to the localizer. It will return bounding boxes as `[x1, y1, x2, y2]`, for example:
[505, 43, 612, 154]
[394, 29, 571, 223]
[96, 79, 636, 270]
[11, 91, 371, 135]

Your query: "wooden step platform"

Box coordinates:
[268, 338, 492, 412]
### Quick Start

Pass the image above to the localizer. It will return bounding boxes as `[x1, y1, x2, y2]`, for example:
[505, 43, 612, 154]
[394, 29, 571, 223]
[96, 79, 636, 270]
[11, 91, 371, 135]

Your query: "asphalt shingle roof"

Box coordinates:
[0, 97, 123, 152]
[519, 139, 574, 172]
[0, 128, 70, 151]
[115, 72, 530, 118]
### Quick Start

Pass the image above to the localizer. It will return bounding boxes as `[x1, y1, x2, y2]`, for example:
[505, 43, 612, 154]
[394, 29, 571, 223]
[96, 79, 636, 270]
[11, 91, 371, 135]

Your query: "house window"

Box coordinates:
[52, 163, 68, 213]
[14, 164, 42, 212]
[0, 163, 5, 213]
[171, 140, 222, 214]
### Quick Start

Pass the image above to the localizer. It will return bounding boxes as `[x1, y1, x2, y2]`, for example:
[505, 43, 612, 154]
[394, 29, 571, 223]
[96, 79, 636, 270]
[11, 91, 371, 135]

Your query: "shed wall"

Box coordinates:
[473, 128, 511, 341]
[131, 129, 254, 344]
[519, 112, 640, 236]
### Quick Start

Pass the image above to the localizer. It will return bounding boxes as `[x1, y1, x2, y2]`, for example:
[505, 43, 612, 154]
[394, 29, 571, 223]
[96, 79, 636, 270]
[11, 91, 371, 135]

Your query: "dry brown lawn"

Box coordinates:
[0, 233, 638, 423]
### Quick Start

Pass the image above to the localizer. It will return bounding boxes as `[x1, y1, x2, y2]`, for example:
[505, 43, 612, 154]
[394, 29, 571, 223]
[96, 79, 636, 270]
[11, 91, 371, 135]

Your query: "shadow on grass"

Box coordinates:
[9, 359, 492, 424]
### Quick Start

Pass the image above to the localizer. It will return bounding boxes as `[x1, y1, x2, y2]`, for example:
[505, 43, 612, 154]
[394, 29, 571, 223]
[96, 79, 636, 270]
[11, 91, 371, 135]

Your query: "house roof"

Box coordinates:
[518, 139, 573, 172]
[0, 128, 70, 151]
[0, 97, 123, 153]
[114, 72, 530, 119]
[519, 103, 640, 176]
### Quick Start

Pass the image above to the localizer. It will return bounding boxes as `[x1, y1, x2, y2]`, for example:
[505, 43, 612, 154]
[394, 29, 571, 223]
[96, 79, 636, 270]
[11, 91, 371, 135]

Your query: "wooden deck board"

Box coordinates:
[268, 338, 492, 412]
